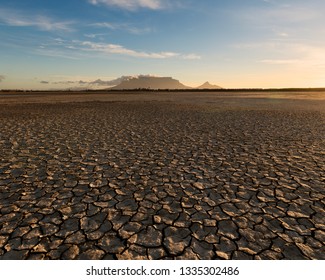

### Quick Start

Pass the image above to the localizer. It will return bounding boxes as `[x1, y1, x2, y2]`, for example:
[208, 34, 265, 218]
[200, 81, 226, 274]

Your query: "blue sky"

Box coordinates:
[1, 0, 325, 89]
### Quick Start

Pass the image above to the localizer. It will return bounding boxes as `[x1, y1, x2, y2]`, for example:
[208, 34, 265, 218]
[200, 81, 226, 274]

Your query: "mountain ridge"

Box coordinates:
[109, 75, 222, 90]
[111, 76, 192, 90]
[52, 75, 222, 90]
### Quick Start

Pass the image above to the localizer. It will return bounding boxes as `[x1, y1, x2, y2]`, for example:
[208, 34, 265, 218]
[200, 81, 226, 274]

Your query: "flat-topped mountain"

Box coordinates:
[60, 75, 222, 90]
[111, 76, 192, 90]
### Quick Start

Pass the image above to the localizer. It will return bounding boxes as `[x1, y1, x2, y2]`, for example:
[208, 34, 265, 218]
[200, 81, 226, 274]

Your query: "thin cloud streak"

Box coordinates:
[33, 38, 200, 60]
[182, 54, 201, 60]
[0, 9, 73, 31]
[241, 3, 321, 24]
[81, 41, 200, 59]
[90, 22, 152, 34]
[0, 75, 5, 82]
[255, 42, 325, 68]
[260, 59, 301, 65]
[88, 0, 165, 10]
[82, 41, 178, 58]
[35, 48, 82, 60]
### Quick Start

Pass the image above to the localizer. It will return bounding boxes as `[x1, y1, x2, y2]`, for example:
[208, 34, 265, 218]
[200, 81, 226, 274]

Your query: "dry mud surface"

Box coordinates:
[0, 91, 324, 260]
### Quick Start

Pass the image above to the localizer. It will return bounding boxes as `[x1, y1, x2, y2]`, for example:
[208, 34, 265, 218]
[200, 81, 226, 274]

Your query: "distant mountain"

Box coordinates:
[58, 75, 222, 90]
[111, 75, 192, 90]
[197, 81, 222, 89]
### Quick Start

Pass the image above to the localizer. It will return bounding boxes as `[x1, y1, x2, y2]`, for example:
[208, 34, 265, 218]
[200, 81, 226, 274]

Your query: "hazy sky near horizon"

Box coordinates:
[1, 0, 325, 89]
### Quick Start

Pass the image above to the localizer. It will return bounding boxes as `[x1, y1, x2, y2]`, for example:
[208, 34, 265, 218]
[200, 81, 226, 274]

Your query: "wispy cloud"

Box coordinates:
[53, 80, 77, 85]
[82, 41, 178, 58]
[0, 75, 5, 82]
[34, 38, 86, 60]
[182, 54, 201, 60]
[254, 42, 325, 68]
[277, 32, 289, 38]
[88, 76, 134, 86]
[0, 9, 73, 31]
[81, 41, 200, 59]
[232, 36, 325, 71]
[242, 3, 321, 25]
[84, 33, 104, 38]
[36, 47, 81, 60]
[28, 36, 200, 61]
[90, 22, 152, 34]
[88, 0, 166, 10]
[260, 59, 301, 65]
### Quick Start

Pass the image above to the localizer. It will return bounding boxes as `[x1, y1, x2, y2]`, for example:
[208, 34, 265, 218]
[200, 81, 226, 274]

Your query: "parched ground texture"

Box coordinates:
[0, 91, 324, 260]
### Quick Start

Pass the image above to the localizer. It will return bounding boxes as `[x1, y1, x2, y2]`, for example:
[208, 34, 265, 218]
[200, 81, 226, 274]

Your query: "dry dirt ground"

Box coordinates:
[0, 91, 324, 259]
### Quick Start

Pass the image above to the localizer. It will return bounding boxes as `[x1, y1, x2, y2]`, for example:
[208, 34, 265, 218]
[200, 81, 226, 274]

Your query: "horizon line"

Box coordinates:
[2, 87, 325, 92]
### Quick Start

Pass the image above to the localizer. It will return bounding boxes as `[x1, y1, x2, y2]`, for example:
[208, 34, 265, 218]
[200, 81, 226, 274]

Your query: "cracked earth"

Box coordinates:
[0, 92, 324, 259]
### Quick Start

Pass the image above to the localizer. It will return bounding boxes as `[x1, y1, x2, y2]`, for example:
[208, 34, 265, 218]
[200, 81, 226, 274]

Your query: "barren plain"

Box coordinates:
[0, 91, 324, 259]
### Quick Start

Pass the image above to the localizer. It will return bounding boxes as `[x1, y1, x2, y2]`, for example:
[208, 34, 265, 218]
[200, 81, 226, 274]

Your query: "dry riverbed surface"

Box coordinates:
[0, 91, 324, 259]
